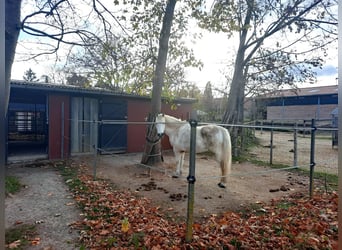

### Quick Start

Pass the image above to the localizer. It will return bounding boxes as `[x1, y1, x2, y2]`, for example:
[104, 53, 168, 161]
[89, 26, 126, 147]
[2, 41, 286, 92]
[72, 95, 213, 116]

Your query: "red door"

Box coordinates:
[48, 95, 70, 159]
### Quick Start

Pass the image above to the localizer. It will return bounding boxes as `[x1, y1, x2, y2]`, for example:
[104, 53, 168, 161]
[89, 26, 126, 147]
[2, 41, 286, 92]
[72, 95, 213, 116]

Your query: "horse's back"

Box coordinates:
[199, 125, 231, 157]
[168, 122, 231, 155]
[200, 125, 229, 145]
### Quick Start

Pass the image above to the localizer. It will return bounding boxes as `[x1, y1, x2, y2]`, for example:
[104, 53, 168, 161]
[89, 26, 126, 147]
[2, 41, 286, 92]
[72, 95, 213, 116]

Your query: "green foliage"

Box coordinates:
[23, 68, 38, 82]
[193, 0, 237, 34]
[202, 82, 214, 112]
[194, 0, 337, 130]
[66, 73, 91, 88]
[276, 201, 296, 210]
[5, 176, 22, 196]
[229, 238, 243, 249]
[66, 1, 203, 97]
[130, 232, 146, 249]
[59, 164, 88, 192]
[5, 224, 37, 249]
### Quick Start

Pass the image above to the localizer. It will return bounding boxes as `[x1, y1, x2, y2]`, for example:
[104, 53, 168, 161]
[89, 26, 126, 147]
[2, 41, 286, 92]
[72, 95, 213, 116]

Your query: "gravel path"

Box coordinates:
[5, 164, 80, 250]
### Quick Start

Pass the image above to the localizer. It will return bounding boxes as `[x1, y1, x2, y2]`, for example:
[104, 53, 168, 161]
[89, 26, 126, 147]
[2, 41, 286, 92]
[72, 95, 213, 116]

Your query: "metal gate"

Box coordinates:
[7, 100, 47, 155]
[99, 99, 127, 153]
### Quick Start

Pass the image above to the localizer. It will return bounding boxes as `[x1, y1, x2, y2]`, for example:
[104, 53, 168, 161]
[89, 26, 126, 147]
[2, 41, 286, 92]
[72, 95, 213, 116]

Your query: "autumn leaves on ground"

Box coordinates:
[61, 162, 338, 250]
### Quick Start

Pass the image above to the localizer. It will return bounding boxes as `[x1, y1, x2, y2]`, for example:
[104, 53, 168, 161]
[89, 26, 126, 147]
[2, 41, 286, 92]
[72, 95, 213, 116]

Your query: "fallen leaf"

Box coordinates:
[7, 240, 21, 249]
[31, 237, 41, 246]
[99, 229, 110, 236]
[62, 167, 338, 250]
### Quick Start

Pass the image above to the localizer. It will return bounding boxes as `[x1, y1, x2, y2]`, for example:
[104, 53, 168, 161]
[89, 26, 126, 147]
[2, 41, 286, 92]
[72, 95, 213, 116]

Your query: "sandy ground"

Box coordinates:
[5, 164, 80, 250]
[250, 130, 338, 175]
[79, 151, 309, 218]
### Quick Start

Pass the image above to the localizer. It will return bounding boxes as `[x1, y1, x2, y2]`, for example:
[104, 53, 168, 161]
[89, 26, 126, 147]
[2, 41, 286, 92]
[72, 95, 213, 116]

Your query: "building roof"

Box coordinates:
[10, 80, 196, 104]
[263, 85, 338, 98]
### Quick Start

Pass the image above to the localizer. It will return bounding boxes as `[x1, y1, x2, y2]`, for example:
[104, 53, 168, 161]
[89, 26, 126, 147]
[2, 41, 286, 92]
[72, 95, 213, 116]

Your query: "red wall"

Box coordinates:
[48, 95, 70, 159]
[48, 94, 193, 157]
[126, 100, 193, 153]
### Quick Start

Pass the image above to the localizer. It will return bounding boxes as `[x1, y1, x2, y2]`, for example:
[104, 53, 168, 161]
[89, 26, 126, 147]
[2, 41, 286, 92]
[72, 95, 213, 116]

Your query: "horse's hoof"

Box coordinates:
[218, 183, 226, 188]
[172, 171, 181, 178]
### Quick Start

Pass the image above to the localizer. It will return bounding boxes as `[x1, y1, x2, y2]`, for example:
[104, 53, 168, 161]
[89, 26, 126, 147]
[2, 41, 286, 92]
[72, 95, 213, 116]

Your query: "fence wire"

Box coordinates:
[61, 118, 338, 187]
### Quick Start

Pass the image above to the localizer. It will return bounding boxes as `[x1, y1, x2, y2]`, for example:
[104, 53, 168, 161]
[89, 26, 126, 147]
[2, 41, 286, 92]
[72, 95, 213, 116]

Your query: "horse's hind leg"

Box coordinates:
[179, 152, 185, 175]
[218, 160, 227, 188]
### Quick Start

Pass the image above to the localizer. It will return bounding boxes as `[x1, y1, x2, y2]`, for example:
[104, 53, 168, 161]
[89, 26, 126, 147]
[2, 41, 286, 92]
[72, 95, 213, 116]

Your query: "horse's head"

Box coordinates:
[155, 113, 166, 137]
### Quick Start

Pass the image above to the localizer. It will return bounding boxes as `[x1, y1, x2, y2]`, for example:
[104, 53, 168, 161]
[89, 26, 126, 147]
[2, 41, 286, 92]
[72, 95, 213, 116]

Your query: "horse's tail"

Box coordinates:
[220, 127, 232, 184]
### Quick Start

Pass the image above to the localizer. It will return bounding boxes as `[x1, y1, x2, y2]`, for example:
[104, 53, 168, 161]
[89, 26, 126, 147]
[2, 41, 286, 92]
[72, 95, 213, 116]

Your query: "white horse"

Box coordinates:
[155, 114, 232, 188]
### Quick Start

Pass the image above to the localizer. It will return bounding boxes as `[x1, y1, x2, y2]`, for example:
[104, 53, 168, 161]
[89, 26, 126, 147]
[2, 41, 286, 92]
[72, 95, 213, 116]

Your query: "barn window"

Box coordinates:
[16, 111, 33, 132]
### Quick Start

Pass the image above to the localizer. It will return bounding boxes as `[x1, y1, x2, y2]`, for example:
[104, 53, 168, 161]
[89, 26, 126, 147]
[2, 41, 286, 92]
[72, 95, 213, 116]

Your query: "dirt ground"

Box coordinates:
[78, 151, 310, 218]
[4, 150, 312, 249]
[5, 129, 336, 248]
[250, 130, 338, 175]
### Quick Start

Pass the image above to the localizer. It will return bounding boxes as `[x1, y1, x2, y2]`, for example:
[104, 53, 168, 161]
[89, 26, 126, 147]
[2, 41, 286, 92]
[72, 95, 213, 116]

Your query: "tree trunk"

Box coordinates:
[222, 56, 245, 125]
[222, 0, 253, 157]
[141, 0, 177, 165]
[222, 54, 246, 157]
[5, 0, 22, 115]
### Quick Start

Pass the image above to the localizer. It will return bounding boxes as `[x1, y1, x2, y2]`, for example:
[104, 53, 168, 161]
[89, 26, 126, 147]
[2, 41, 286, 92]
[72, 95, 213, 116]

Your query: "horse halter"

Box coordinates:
[154, 114, 166, 138]
[146, 115, 165, 144]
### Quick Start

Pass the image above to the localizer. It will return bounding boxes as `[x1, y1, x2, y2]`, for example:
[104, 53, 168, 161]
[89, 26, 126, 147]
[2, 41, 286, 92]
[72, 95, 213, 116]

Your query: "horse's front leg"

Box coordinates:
[173, 151, 185, 177]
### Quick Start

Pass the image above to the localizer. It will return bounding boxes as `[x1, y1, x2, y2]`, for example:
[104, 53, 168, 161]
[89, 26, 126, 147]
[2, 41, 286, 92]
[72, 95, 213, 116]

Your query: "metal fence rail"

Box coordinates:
[62, 117, 338, 242]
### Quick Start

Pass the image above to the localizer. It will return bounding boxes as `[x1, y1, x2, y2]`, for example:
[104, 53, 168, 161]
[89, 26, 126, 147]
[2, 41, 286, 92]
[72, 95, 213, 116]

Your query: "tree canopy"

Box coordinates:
[6, 0, 338, 157]
[17, 0, 203, 98]
[23, 68, 38, 82]
[195, 0, 337, 125]
[192, 0, 337, 156]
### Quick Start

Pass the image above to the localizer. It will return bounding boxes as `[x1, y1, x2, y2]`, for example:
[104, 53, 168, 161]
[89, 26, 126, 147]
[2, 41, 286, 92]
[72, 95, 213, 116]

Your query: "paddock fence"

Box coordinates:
[63, 117, 338, 188]
[60, 116, 338, 242]
[245, 119, 338, 177]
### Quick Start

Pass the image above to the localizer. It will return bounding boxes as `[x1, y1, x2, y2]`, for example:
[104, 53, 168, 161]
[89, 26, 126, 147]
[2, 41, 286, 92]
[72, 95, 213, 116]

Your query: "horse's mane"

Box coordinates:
[164, 114, 186, 123]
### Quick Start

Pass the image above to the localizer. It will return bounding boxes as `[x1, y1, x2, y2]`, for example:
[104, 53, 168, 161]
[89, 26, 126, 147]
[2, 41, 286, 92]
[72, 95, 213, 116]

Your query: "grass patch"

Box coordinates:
[276, 201, 296, 210]
[229, 237, 243, 249]
[5, 224, 37, 249]
[240, 154, 338, 190]
[297, 168, 338, 191]
[57, 163, 89, 192]
[5, 176, 22, 196]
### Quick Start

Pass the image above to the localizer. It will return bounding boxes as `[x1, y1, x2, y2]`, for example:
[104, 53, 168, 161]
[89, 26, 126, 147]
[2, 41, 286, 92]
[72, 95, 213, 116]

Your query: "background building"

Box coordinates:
[254, 85, 338, 121]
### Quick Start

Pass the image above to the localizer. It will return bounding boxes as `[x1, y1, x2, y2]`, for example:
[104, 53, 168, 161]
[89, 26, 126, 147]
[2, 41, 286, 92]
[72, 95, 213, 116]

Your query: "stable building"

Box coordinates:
[7, 80, 195, 163]
[255, 85, 338, 121]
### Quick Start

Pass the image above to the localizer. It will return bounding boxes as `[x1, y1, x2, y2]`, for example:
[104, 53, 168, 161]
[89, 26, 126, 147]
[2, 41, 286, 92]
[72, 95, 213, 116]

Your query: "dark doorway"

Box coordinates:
[99, 98, 127, 153]
[7, 90, 48, 162]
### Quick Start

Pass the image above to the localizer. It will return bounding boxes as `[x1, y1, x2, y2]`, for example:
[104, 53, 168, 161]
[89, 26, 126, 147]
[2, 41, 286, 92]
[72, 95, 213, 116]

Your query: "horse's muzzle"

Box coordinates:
[157, 133, 164, 138]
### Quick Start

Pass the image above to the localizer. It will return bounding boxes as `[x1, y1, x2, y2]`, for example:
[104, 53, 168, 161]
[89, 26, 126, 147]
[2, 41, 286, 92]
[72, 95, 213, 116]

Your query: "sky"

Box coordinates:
[12, 30, 337, 93]
[184, 31, 338, 92]
[11, 1, 338, 94]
